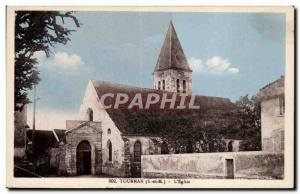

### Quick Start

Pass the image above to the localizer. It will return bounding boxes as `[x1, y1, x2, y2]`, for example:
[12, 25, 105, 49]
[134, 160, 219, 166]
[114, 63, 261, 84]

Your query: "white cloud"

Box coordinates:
[228, 67, 240, 74]
[33, 51, 85, 73]
[188, 56, 239, 75]
[53, 52, 84, 69]
[206, 56, 231, 72]
[188, 57, 204, 73]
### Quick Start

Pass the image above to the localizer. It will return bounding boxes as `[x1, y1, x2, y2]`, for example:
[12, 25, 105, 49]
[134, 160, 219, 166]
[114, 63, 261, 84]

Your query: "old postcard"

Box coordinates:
[6, 6, 294, 189]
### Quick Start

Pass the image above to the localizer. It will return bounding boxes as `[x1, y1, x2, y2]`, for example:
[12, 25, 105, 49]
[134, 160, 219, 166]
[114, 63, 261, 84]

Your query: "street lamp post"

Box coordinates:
[32, 85, 37, 169]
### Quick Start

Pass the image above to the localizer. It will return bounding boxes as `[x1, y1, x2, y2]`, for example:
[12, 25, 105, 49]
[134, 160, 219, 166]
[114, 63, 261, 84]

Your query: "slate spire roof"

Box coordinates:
[154, 21, 192, 72]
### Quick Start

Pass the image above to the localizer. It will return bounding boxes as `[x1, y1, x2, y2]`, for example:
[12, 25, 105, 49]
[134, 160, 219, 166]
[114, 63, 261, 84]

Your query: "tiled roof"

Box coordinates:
[154, 21, 192, 72]
[92, 80, 243, 136]
[257, 76, 284, 100]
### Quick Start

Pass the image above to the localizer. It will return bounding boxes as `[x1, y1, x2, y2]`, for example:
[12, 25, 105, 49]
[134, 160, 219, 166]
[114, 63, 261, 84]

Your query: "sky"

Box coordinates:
[26, 11, 286, 130]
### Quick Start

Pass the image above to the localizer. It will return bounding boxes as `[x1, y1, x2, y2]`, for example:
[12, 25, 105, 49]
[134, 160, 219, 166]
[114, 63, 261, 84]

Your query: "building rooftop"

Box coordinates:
[92, 80, 244, 137]
[154, 21, 192, 72]
[258, 76, 285, 100]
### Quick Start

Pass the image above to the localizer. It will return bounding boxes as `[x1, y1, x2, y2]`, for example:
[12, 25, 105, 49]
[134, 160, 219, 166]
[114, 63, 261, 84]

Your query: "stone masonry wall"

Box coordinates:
[261, 97, 284, 152]
[142, 151, 284, 179]
[153, 69, 192, 94]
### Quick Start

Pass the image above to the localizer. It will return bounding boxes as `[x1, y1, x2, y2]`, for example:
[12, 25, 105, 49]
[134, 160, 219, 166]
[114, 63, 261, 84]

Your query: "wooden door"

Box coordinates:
[226, 159, 234, 179]
[76, 140, 91, 175]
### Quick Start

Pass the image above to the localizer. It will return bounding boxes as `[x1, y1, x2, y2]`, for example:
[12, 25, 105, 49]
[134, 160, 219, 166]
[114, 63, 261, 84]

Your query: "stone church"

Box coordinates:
[50, 22, 244, 177]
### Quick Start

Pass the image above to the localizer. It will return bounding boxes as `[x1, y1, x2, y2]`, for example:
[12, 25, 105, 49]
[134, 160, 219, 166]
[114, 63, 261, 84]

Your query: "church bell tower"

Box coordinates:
[153, 21, 192, 94]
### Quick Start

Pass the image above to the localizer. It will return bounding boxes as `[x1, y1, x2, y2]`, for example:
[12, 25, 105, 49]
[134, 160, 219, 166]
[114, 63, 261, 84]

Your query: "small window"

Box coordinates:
[176, 79, 180, 93]
[279, 95, 285, 116]
[162, 80, 165, 90]
[87, 108, 93, 121]
[107, 140, 112, 162]
[158, 81, 161, 90]
[183, 80, 186, 93]
[107, 128, 111, 135]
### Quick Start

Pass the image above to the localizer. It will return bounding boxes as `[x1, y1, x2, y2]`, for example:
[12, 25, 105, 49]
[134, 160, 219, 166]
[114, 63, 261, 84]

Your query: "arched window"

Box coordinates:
[183, 80, 186, 93]
[107, 140, 112, 162]
[158, 81, 161, 90]
[162, 80, 165, 90]
[107, 128, 111, 135]
[87, 108, 93, 121]
[133, 141, 142, 162]
[176, 79, 180, 93]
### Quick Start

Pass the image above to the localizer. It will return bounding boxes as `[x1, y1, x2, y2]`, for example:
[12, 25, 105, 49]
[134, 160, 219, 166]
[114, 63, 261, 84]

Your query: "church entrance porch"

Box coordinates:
[76, 140, 92, 175]
[54, 121, 102, 176]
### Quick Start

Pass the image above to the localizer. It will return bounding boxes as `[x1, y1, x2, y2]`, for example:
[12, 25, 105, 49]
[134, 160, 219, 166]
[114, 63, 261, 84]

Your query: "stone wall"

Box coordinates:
[263, 129, 284, 153]
[124, 136, 161, 156]
[142, 151, 284, 179]
[153, 69, 192, 94]
[261, 97, 284, 152]
[126, 136, 161, 177]
[49, 147, 60, 174]
[101, 137, 127, 177]
[101, 136, 161, 177]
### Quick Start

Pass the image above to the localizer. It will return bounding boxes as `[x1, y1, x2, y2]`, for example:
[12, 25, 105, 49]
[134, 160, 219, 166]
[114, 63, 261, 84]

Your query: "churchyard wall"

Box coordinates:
[142, 151, 284, 179]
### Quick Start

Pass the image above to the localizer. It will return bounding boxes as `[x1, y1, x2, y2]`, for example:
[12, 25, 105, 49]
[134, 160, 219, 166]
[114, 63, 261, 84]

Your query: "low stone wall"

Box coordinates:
[142, 151, 284, 179]
[102, 165, 126, 177]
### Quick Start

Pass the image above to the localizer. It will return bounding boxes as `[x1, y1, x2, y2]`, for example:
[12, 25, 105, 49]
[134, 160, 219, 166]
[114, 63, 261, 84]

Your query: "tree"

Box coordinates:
[15, 11, 80, 111]
[160, 118, 210, 153]
[236, 94, 261, 151]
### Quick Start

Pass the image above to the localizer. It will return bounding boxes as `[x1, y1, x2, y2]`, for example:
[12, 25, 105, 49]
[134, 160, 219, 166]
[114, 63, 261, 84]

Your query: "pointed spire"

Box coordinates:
[154, 21, 192, 72]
